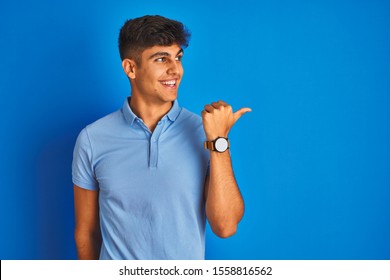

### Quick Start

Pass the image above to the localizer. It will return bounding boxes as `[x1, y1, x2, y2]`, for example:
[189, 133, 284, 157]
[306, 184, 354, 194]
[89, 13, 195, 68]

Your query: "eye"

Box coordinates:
[175, 55, 183, 62]
[155, 57, 166, 62]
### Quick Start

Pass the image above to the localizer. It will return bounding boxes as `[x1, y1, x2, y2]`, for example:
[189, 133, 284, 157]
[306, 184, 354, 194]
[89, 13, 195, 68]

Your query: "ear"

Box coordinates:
[122, 59, 137, 79]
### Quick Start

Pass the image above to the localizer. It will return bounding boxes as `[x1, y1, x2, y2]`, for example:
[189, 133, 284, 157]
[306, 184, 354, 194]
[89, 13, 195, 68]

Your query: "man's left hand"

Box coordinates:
[201, 100, 251, 140]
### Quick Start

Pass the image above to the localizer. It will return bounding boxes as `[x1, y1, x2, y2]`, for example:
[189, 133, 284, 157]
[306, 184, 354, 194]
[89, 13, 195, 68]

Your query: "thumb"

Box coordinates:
[233, 107, 252, 123]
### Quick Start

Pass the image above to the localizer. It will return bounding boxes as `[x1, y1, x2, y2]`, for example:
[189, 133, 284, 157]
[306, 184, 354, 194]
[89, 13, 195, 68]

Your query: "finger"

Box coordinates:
[211, 102, 223, 109]
[233, 107, 252, 122]
[217, 100, 233, 112]
[218, 100, 228, 106]
[203, 104, 214, 113]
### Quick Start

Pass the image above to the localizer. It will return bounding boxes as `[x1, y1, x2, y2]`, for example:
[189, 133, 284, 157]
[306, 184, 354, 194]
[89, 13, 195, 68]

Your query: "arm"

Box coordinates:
[73, 185, 102, 259]
[202, 100, 251, 238]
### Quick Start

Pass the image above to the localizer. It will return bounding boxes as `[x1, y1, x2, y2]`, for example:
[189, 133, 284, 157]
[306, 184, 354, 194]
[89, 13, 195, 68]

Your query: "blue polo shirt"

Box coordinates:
[72, 98, 209, 259]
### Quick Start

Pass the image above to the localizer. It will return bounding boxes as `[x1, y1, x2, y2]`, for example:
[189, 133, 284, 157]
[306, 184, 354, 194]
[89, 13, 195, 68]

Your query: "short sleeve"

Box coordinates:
[72, 128, 99, 190]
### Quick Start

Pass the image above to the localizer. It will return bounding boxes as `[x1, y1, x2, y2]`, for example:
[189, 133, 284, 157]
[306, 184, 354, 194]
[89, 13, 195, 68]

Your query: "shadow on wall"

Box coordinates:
[36, 125, 79, 259]
[27, 31, 109, 260]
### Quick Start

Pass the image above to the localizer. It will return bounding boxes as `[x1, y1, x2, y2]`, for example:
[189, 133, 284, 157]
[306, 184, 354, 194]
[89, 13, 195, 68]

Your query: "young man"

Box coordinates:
[72, 15, 251, 260]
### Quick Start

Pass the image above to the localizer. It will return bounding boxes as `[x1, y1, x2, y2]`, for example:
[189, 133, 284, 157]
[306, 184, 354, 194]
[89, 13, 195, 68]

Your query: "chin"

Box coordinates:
[163, 92, 178, 101]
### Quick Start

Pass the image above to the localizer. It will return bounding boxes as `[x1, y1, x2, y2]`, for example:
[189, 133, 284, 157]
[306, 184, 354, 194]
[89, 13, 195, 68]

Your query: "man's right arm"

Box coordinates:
[74, 185, 101, 260]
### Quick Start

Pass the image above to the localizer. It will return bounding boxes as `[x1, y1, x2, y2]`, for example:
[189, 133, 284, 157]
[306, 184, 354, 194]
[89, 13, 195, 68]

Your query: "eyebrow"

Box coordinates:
[149, 48, 184, 60]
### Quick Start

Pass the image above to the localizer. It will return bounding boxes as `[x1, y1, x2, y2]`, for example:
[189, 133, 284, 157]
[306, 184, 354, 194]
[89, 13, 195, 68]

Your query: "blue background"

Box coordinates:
[1, 0, 389, 259]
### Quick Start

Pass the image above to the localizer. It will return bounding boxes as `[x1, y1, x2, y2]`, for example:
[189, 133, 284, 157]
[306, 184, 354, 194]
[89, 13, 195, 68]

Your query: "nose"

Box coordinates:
[167, 60, 181, 75]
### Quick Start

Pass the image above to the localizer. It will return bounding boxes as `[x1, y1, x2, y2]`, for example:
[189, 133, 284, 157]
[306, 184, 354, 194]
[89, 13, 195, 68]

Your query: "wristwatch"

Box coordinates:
[204, 137, 230, 153]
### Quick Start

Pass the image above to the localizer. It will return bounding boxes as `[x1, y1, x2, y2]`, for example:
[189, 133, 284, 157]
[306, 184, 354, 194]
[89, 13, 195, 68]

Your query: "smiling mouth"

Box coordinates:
[160, 79, 177, 88]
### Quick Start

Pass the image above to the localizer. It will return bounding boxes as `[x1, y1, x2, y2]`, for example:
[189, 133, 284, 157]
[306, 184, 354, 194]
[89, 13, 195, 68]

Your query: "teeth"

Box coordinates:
[161, 80, 176, 85]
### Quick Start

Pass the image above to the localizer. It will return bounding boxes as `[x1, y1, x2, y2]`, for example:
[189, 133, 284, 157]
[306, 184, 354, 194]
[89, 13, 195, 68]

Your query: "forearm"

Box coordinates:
[75, 229, 102, 260]
[201, 100, 250, 238]
[73, 186, 101, 259]
[206, 151, 244, 238]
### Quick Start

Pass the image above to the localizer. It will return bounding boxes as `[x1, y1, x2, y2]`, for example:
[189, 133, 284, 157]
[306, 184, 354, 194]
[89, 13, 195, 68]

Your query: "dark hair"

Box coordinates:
[118, 15, 191, 64]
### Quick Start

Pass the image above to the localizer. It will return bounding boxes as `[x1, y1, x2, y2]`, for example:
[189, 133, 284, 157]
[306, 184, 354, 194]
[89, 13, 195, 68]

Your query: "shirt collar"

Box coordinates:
[122, 97, 181, 126]
[166, 99, 181, 122]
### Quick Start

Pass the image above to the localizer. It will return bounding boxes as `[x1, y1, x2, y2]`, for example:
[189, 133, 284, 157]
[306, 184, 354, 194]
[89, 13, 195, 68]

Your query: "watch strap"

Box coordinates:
[204, 140, 216, 150]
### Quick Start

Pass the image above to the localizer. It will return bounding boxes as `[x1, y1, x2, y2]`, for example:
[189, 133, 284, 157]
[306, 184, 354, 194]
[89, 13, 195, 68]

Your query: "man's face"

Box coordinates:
[131, 44, 184, 105]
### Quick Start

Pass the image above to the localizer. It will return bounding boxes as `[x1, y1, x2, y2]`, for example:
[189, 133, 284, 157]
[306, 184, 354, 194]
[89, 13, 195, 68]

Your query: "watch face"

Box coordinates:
[215, 138, 228, 152]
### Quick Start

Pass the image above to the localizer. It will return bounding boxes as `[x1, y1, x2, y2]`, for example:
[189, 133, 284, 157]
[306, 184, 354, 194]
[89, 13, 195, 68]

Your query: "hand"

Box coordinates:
[201, 100, 251, 140]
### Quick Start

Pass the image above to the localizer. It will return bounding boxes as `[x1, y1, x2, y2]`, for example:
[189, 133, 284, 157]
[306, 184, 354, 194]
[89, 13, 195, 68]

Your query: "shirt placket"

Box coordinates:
[149, 120, 165, 169]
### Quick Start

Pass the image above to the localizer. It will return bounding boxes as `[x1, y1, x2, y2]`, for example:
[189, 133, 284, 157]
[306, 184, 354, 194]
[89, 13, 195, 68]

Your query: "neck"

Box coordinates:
[129, 95, 173, 132]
